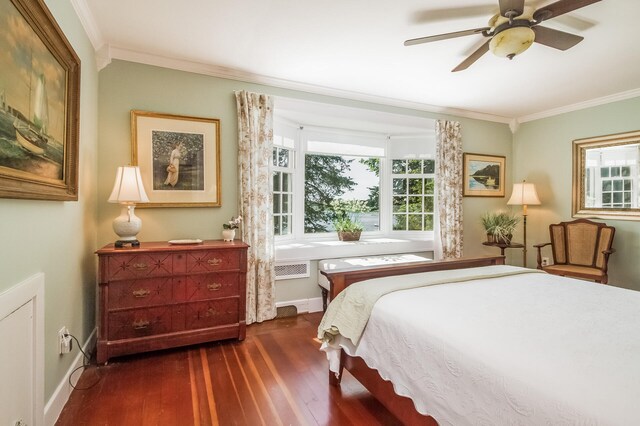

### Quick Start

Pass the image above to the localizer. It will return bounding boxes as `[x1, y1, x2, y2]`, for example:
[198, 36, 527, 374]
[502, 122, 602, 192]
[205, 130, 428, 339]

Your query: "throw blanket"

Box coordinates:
[318, 265, 544, 348]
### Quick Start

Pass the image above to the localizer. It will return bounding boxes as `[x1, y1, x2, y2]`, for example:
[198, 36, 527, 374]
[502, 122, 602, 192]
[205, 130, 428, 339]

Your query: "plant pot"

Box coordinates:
[222, 229, 236, 241]
[338, 231, 361, 241]
[486, 233, 495, 243]
[496, 234, 512, 245]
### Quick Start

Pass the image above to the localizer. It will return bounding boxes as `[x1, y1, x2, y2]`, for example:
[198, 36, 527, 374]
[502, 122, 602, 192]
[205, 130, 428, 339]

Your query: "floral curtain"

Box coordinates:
[435, 120, 463, 259]
[235, 91, 277, 324]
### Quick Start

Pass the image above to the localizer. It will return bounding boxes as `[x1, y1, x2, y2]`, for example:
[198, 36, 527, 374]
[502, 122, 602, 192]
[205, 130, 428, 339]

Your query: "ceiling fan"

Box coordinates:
[404, 0, 602, 72]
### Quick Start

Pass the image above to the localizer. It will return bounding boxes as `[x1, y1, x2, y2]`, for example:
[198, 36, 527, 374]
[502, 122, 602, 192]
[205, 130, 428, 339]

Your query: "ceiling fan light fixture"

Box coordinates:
[489, 26, 535, 58]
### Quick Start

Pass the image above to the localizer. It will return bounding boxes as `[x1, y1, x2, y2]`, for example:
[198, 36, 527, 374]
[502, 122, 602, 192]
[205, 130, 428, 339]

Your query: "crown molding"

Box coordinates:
[105, 45, 513, 125]
[518, 88, 640, 123]
[70, 0, 104, 51]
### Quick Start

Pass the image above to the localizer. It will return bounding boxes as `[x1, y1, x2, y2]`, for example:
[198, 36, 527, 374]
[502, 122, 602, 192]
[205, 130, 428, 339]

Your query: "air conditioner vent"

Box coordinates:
[275, 261, 310, 280]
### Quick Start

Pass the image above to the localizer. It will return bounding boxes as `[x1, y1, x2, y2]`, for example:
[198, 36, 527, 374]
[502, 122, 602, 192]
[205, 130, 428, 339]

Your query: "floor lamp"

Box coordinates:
[507, 181, 541, 267]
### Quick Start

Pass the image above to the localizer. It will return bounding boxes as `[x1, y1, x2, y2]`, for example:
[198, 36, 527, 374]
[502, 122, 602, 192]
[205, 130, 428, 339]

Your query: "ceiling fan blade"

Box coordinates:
[533, 26, 584, 50]
[499, 0, 525, 17]
[404, 27, 490, 46]
[533, 0, 601, 22]
[452, 40, 490, 72]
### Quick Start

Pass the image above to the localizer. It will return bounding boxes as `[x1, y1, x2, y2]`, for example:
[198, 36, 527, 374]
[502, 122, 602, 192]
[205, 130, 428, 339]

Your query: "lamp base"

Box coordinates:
[114, 239, 140, 248]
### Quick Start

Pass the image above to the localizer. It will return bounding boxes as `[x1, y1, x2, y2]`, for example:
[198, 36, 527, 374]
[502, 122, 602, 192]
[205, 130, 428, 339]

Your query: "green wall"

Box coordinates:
[513, 97, 640, 289]
[98, 60, 513, 302]
[0, 0, 98, 403]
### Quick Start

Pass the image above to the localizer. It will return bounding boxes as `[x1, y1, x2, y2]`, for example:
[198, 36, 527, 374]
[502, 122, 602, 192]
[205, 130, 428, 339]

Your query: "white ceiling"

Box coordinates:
[77, 0, 640, 123]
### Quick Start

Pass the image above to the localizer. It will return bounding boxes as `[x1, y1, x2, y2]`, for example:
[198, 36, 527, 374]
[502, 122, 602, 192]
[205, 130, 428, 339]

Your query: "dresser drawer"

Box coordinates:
[184, 250, 240, 273]
[175, 272, 239, 302]
[105, 252, 174, 280]
[108, 306, 179, 341]
[107, 277, 173, 309]
[184, 298, 239, 330]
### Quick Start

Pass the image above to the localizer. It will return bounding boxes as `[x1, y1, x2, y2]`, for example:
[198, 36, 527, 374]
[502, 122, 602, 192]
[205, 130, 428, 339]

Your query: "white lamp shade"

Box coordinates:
[108, 166, 149, 203]
[507, 182, 541, 206]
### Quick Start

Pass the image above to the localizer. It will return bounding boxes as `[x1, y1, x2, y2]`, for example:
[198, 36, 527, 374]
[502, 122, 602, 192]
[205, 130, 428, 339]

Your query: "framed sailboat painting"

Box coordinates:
[462, 153, 506, 197]
[0, 0, 80, 200]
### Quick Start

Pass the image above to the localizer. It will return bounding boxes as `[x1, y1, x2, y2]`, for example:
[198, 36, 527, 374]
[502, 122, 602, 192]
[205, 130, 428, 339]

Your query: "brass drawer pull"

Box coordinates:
[132, 320, 150, 330]
[207, 258, 222, 266]
[132, 263, 148, 271]
[132, 289, 150, 298]
[207, 283, 222, 291]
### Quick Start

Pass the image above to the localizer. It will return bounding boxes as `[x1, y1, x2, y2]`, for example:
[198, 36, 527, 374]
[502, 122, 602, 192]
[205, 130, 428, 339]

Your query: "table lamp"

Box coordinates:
[507, 180, 541, 267]
[108, 166, 149, 248]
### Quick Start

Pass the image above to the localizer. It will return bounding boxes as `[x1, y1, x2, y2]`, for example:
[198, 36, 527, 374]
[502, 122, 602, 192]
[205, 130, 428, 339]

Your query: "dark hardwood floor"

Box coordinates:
[56, 313, 403, 425]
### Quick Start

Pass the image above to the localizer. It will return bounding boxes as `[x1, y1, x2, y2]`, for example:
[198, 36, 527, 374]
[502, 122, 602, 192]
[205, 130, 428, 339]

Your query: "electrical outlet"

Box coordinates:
[58, 326, 72, 354]
[541, 257, 550, 267]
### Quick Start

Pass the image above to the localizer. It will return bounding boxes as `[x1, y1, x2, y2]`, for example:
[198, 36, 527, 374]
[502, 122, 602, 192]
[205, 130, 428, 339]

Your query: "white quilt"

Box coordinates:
[324, 267, 640, 425]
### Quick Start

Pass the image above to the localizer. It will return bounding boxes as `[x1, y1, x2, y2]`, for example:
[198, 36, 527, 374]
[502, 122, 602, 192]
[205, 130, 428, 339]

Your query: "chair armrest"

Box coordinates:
[534, 242, 551, 270]
[602, 248, 616, 254]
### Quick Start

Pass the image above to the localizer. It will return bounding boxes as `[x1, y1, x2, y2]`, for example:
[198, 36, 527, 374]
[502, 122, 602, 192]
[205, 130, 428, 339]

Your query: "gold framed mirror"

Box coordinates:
[573, 130, 640, 221]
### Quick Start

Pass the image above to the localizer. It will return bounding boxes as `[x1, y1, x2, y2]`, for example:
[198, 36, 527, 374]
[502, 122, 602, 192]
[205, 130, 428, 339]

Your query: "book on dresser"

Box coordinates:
[95, 240, 249, 364]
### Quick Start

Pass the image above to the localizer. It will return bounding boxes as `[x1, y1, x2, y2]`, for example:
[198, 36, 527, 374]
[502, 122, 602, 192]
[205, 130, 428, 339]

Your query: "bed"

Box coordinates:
[317, 255, 640, 425]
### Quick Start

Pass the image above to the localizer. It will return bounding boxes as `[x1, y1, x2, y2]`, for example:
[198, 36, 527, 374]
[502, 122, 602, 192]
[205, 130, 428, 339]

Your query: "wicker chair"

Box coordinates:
[534, 219, 616, 284]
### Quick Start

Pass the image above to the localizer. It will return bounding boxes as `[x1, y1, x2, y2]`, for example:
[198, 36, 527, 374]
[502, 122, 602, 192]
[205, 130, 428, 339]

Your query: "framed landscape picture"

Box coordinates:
[0, 0, 80, 200]
[463, 153, 505, 197]
[131, 110, 221, 207]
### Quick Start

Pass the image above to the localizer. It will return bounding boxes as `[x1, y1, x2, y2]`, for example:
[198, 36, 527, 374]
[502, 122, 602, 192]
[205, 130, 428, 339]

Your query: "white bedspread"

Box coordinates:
[327, 267, 640, 425]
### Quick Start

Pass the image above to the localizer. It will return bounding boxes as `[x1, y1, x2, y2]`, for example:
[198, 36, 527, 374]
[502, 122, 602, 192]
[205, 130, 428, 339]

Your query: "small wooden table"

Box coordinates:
[482, 241, 525, 256]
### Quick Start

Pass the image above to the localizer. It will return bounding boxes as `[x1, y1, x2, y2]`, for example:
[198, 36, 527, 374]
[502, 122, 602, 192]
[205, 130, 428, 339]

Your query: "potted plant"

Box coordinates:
[481, 211, 520, 244]
[331, 199, 368, 241]
[222, 215, 242, 241]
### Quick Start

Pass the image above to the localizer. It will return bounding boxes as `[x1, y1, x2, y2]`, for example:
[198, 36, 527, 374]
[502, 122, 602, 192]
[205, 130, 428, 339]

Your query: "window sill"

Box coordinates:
[275, 237, 433, 262]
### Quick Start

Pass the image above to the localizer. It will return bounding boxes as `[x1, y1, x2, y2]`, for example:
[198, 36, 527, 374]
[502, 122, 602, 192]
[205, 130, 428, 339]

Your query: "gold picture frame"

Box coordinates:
[131, 110, 221, 208]
[463, 153, 506, 197]
[0, 0, 80, 201]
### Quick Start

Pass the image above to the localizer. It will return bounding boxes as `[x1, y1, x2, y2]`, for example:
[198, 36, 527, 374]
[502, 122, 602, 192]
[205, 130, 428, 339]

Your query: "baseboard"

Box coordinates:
[44, 327, 97, 426]
[276, 296, 324, 314]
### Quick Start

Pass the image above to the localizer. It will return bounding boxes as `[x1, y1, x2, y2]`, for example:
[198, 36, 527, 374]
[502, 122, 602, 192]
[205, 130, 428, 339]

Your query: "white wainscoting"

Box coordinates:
[276, 297, 324, 315]
[0, 273, 45, 426]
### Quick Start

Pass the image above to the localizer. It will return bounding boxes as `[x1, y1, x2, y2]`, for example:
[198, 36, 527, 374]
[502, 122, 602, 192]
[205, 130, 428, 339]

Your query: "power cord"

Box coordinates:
[64, 333, 102, 390]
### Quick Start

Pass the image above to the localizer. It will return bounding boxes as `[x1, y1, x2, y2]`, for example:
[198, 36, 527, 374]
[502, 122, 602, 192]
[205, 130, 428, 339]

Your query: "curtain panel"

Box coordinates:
[235, 91, 277, 324]
[435, 120, 463, 259]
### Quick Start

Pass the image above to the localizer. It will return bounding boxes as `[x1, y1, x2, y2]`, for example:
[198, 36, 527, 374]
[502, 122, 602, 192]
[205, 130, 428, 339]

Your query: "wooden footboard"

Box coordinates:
[321, 255, 505, 425]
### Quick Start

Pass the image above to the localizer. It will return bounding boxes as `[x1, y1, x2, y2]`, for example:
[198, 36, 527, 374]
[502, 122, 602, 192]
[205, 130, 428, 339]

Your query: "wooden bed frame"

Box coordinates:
[320, 255, 505, 425]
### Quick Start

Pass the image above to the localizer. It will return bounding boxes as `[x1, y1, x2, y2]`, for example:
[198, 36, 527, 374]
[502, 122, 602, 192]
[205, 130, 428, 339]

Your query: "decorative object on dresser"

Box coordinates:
[222, 215, 242, 241]
[131, 110, 221, 207]
[95, 240, 248, 364]
[534, 219, 615, 284]
[507, 180, 541, 267]
[108, 166, 149, 248]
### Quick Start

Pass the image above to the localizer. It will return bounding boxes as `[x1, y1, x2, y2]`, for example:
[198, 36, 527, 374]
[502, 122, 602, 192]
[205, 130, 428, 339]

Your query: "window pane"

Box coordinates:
[393, 196, 407, 212]
[624, 180, 631, 191]
[282, 215, 290, 234]
[408, 160, 421, 174]
[408, 178, 422, 195]
[613, 192, 622, 203]
[393, 178, 407, 195]
[278, 148, 290, 167]
[282, 194, 290, 213]
[274, 215, 281, 235]
[425, 178, 434, 195]
[424, 214, 434, 231]
[602, 181, 612, 191]
[611, 167, 620, 177]
[424, 196, 434, 212]
[392, 160, 406, 174]
[408, 196, 422, 212]
[603, 193, 611, 203]
[273, 193, 281, 213]
[282, 173, 290, 192]
[273, 172, 281, 192]
[622, 166, 631, 177]
[393, 214, 406, 230]
[272, 148, 278, 167]
[624, 192, 631, 203]
[601, 168, 609, 178]
[408, 214, 422, 230]
[613, 180, 623, 191]
[423, 160, 435, 174]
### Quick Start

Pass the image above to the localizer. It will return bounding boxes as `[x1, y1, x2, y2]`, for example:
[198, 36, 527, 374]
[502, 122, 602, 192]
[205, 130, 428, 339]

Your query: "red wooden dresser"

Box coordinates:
[95, 240, 248, 364]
